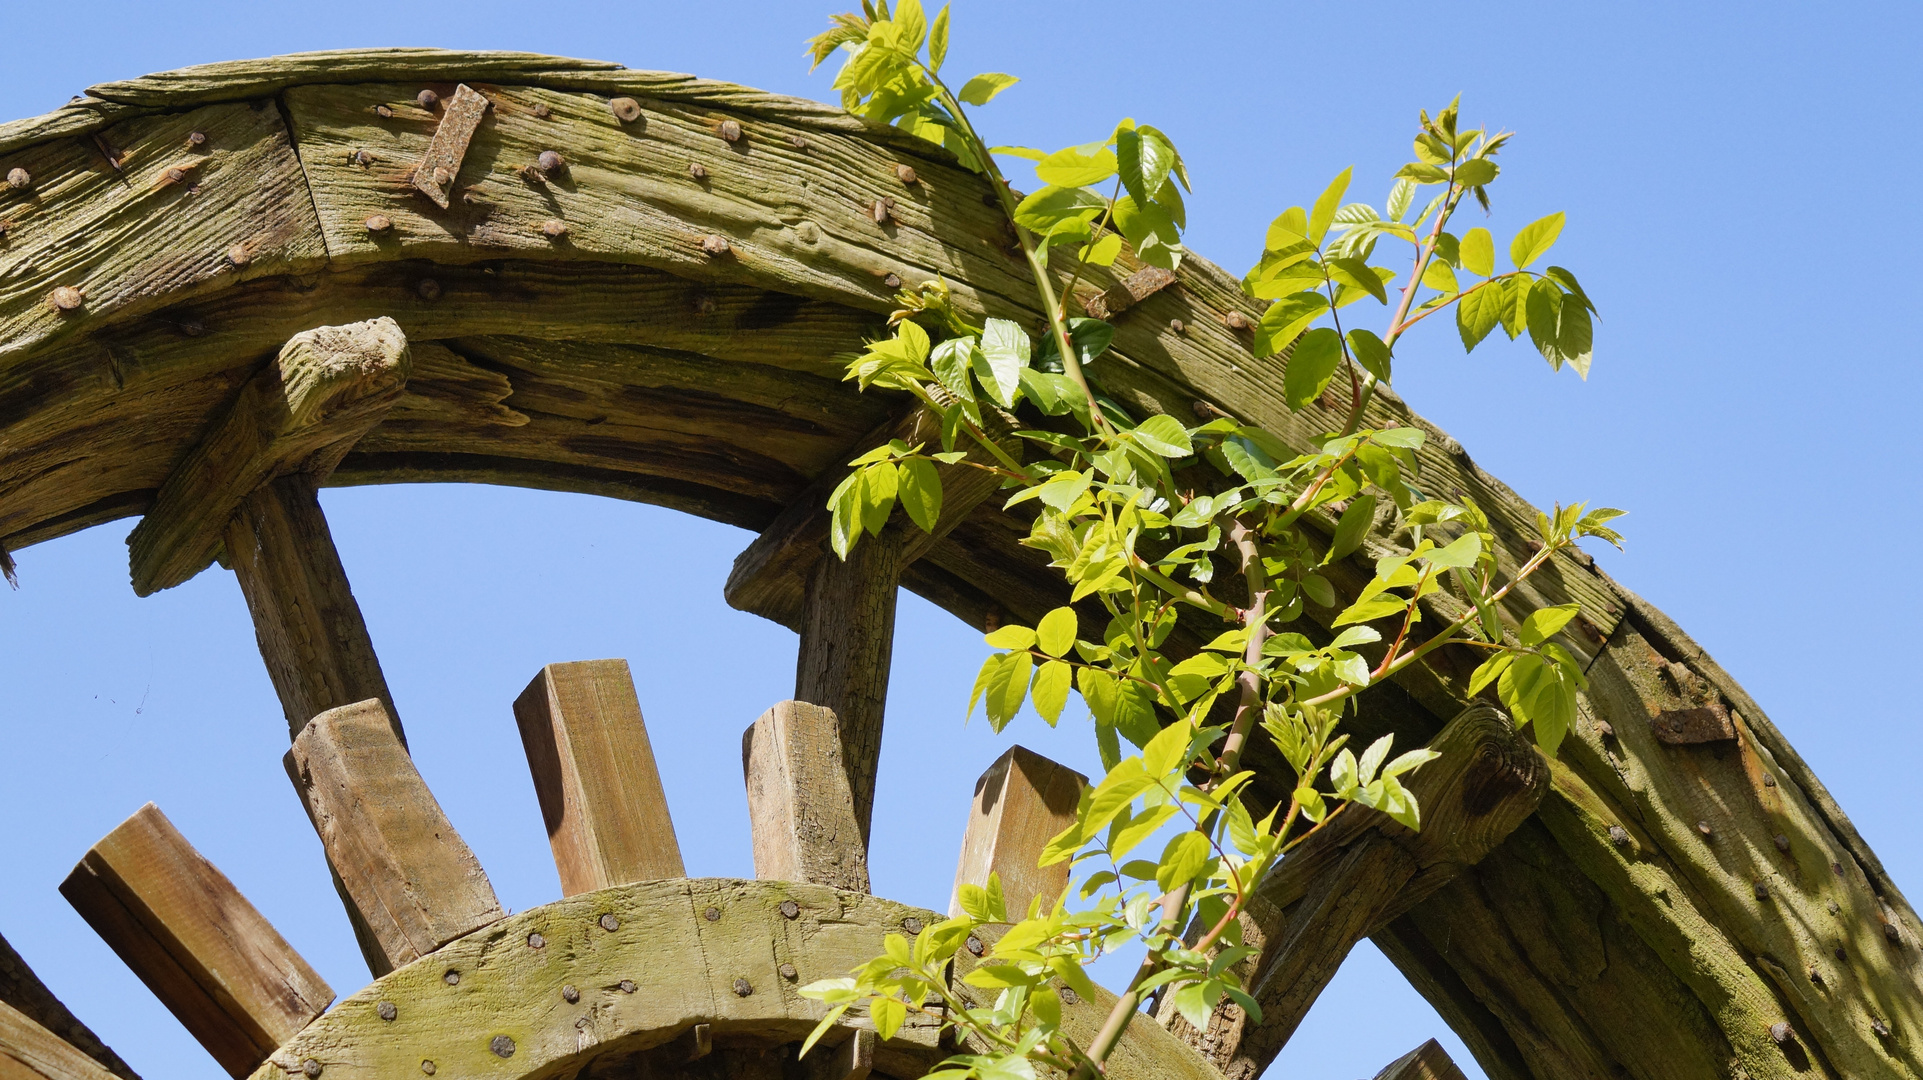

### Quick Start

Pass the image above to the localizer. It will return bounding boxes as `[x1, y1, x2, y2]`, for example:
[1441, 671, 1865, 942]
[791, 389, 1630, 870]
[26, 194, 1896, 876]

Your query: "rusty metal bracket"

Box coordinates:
[411, 84, 490, 208]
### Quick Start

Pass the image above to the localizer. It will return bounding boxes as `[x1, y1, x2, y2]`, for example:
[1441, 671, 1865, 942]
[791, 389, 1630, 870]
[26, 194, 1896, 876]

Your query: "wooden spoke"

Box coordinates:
[729, 397, 1018, 844]
[126, 317, 410, 599]
[288, 699, 504, 975]
[1164, 706, 1546, 1079]
[0, 1001, 118, 1080]
[949, 746, 1086, 919]
[742, 701, 870, 893]
[0, 935, 135, 1080]
[513, 659, 684, 894]
[57, 805, 332, 1079]
[1374, 1039, 1469, 1080]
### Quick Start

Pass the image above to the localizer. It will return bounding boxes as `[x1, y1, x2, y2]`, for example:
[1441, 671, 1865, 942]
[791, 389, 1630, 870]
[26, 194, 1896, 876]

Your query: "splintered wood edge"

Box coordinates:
[247, 878, 1214, 1080]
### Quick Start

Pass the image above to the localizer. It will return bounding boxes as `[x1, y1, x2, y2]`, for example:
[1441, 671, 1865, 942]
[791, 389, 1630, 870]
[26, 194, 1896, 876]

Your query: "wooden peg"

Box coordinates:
[810, 1027, 875, 1080]
[513, 659, 684, 895]
[288, 699, 504, 975]
[743, 701, 870, 893]
[0, 1001, 119, 1080]
[1373, 1038, 1469, 1080]
[59, 805, 333, 1078]
[949, 746, 1086, 919]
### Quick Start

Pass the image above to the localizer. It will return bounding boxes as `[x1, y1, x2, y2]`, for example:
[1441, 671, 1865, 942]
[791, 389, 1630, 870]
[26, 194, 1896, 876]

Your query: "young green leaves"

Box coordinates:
[1008, 118, 1190, 270]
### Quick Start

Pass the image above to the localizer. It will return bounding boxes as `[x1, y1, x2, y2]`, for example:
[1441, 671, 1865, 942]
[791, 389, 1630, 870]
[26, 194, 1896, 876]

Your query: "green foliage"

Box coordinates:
[806, 10, 1616, 1080]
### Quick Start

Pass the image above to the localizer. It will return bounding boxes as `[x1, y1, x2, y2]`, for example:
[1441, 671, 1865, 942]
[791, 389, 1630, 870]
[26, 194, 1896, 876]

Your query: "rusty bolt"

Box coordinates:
[1831, 860, 1845, 875]
[1827, 899, 1841, 915]
[883, 273, 902, 289]
[178, 317, 205, 337]
[788, 134, 809, 150]
[1696, 821, 1714, 838]
[600, 913, 620, 932]
[187, 131, 207, 147]
[1835, 945, 1847, 961]
[1170, 318, 1186, 334]
[1608, 825, 1631, 848]
[417, 89, 440, 109]
[353, 149, 374, 167]
[718, 119, 742, 142]
[702, 234, 731, 256]
[966, 936, 984, 957]
[364, 214, 393, 234]
[541, 219, 568, 239]
[1762, 773, 1777, 788]
[562, 985, 580, 1004]
[531, 103, 552, 119]
[870, 197, 894, 225]
[779, 901, 800, 920]
[1754, 881, 1770, 902]
[489, 1035, 515, 1059]
[302, 1060, 323, 1078]
[443, 970, 460, 986]
[419, 1062, 435, 1076]
[902, 917, 925, 935]
[1873, 1019, 1892, 1037]
[538, 150, 566, 174]
[416, 278, 442, 301]
[896, 164, 919, 185]
[1769, 1022, 1791, 1045]
[779, 962, 798, 980]
[705, 906, 722, 922]
[375, 105, 394, 118]
[1774, 834, 1791, 854]
[1884, 922, 1902, 944]
[377, 1001, 397, 1022]
[609, 97, 642, 123]
[688, 161, 708, 181]
[7, 167, 30, 190]
[527, 932, 547, 949]
[1223, 310, 1253, 331]
[1060, 988, 1080, 1005]
[732, 978, 753, 997]
[619, 980, 637, 994]
[226, 244, 251, 267]
[48, 286, 83, 312]
[432, 166, 453, 188]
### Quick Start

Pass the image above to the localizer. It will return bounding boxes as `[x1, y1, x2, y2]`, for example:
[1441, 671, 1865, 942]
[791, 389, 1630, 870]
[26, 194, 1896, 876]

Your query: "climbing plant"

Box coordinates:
[801, 3, 1623, 1077]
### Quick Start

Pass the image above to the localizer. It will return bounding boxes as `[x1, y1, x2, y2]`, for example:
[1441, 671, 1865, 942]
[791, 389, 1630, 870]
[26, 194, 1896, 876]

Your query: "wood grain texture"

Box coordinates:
[57, 805, 332, 1078]
[1375, 1039, 1470, 1080]
[0, 934, 136, 1080]
[794, 538, 901, 848]
[513, 659, 684, 895]
[742, 701, 870, 894]
[84, 50, 624, 106]
[948, 746, 1086, 920]
[127, 317, 409, 595]
[0, 1001, 120, 1080]
[288, 698, 504, 975]
[225, 475, 398, 742]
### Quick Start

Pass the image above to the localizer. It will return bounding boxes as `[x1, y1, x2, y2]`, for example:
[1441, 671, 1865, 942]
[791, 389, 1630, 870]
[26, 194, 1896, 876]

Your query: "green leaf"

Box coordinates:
[1334, 595, 1407, 627]
[1544, 265, 1596, 313]
[1519, 602, 1581, 646]
[927, 4, 950, 70]
[1423, 532, 1482, 569]
[1309, 167, 1353, 244]
[1172, 981, 1220, 1030]
[1156, 830, 1212, 891]
[1283, 327, 1344, 412]
[1109, 803, 1180, 862]
[1265, 207, 1309, 251]
[1081, 231, 1124, 266]
[976, 318, 1031, 407]
[1454, 158, 1498, 187]
[1456, 282, 1503, 352]
[1032, 660, 1073, 726]
[899, 457, 942, 532]
[1396, 162, 1450, 184]
[1037, 143, 1118, 188]
[1132, 414, 1195, 458]
[1386, 178, 1415, 221]
[1328, 493, 1378, 562]
[1347, 329, 1392, 382]
[1013, 185, 1105, 234]
[1384, 747, 1441, 777]
[1459, 227, 1495, 277]
[1115, 121, 1179, 209]
[1421, 259, 1459, 294]
[1037, 607, 1078, 658]
[859, 462, 898, 537]
[1558, 301, 1594, 379]
[958, 72, 1019, 105]
[1509, 211, 1566, 269]
[990, 145, 1045, 160]
[1252, 292, 1329, 357]
[1143, 719, 1192, 778]
[1498, 275, 1528, 340]
[1112, 194, 1182, 271]
[984, 651, 1032, 730]
[984, 624, 1037, 650]
[872, 995, 907, 1041]
[1330, 258, 1386, 303]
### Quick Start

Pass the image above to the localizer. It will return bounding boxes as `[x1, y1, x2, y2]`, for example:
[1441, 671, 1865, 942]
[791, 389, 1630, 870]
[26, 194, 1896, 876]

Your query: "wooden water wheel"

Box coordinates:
[0, 48, 1915, 1080]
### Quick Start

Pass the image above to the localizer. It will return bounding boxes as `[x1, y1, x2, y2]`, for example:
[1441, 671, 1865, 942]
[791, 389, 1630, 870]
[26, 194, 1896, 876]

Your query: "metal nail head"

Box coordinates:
[779, 900, 800, 920]
[1754, 881, 1770, 902]
[732, 978, 753, 997]
[531, 103, 552, 119]
[902, 917, 925, 935]
[538, 150, 566, 174]
[1608, 825, 1631, 848]
[562, 985, 580, 1003]
[7, 168, 30, 190]
[718, 119, 742, 142]
[1223, 310, 1253, 331]
[490, 1035, 515, 1059]
[302, 1060, 323, 1078]
[364, 215, 392, 234]
[1696, 821, 1714, 838]
[528, 932, 547, 949]
[883, 273, 902, 289]
[443, 970, 460, 986]
[419, 1062, 435, 1076]
[188, 131, 207, 147]
[48, 286, 83, 312]
[896, 164, 919, 184]
[1769, 1022, 1791, 1045]
[226, 244, 251, 267]
[705, 906, 723, 922]
[609, 97, 642, 123]
[416, 279, 442, 301]
[376, 105, 394, 118]
[377, 1001, 397, 1022]
[417, 89, 440, 109]
[779, 963, 798, 980]
[966, 936, 985, 957]
[541, 219, 568, 239]
[600, 913, 620, 931]
[688, 161, 708, 180]
[619, 980, 637, 994]
[1170, 318, 1186, 334]
[871, 198, 893, 225]
[1774, 834, 1791, 853]
[702, 235, 731, 256]
[788, 134, 809, 150]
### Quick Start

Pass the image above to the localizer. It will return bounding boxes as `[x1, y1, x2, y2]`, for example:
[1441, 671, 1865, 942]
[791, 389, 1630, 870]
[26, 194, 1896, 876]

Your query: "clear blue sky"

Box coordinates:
[2, 3, 1918, 1078]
